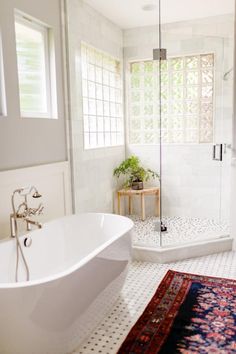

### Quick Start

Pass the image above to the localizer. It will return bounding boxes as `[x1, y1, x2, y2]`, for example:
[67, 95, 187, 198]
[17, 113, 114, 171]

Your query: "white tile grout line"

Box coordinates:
[74, 251, 236, 354]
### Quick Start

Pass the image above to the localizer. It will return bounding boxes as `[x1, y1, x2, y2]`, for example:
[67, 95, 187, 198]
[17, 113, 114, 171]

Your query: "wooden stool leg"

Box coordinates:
[128, 196, 133, 215]
[118, 193, 121, 215]
[156, 191, 160, 217]
[141, 193, 145, 221]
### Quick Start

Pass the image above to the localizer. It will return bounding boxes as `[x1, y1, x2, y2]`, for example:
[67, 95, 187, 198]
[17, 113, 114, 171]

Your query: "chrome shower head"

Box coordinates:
[32, 191, 42, 198]
[16, 186, 42, 198]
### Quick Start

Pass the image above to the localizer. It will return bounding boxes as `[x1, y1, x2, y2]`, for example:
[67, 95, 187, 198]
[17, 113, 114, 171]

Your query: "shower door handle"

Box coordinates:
[213, 144, 223, 161]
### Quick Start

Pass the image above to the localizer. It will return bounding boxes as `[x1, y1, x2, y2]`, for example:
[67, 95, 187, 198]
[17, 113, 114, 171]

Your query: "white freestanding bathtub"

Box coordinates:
[0, 213, 133, 354]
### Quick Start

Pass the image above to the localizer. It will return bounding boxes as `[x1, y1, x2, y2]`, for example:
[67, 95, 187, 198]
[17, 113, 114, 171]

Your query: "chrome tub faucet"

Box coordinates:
[10, 186, 44, 237]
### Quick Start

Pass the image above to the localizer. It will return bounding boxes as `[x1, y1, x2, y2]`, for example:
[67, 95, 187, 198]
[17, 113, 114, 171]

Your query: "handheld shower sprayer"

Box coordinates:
[32, 191, 42, 198]
[15, 185, 42, 198]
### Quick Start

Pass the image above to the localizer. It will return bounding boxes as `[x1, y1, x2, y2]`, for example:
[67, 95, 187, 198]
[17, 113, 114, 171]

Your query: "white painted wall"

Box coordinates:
[124, 15, 234, 221]
[0, 0, 67, 171]
[65, 0, 125, 213]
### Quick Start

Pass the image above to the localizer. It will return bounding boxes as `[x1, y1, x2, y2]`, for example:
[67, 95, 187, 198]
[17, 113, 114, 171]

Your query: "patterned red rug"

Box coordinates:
[118, 270, 236, 353]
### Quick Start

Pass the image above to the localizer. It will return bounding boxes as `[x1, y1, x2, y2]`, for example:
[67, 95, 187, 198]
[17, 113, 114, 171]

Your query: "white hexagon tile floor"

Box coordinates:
[130, 215, 230, 247]
[73, 251, 236, 354]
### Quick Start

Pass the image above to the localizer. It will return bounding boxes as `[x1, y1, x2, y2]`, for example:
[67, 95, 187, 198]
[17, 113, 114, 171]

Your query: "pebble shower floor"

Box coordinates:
[130, 215, 230, 247]
[73, 251, 236, 354]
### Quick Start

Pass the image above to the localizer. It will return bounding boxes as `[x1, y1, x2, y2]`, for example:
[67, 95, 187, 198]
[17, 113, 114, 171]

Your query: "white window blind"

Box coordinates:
[15, 13, 53, 118]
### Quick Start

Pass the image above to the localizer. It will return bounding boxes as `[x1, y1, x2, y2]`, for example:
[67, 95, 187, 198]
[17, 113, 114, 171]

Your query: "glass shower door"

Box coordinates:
[159, 27, 233, 247]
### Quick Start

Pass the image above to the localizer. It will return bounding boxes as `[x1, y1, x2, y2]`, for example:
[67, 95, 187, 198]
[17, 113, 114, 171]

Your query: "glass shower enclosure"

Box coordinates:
[127, 1, 234, 253]
[159, 13, 234, 248]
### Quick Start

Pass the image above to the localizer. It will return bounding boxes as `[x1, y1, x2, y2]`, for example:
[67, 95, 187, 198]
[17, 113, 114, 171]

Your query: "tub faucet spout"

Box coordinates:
[26, 219, 43, 231]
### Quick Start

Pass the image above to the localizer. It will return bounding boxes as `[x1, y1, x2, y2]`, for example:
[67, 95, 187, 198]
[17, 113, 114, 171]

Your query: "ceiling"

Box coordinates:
[84, 0, 235, 29]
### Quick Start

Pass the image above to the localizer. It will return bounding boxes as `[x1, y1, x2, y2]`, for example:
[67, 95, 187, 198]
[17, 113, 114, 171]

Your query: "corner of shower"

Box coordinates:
[130, 0, 234, 263]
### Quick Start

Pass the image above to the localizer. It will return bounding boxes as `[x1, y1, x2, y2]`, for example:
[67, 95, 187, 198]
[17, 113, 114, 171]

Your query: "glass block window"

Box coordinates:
[129, 54, 214, 144]
[81, 42, 123, 149]
[15, 12, 56, 118]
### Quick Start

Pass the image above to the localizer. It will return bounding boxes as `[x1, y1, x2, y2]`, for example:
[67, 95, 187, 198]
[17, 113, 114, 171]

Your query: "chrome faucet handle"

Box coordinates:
[35, 203, 44, 215]
[15, 202, 29, 218]
[27, 203, 44, 217]
[26, 208, 35, 217]
[37, 204, 44, 215]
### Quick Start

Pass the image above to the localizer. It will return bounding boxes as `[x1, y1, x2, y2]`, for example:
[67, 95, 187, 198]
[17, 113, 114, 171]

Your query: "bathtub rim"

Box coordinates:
[0, 213, 133, 289]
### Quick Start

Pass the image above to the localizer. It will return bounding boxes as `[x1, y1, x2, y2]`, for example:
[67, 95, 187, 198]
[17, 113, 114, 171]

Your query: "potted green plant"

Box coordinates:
[113, 155, 159, 190]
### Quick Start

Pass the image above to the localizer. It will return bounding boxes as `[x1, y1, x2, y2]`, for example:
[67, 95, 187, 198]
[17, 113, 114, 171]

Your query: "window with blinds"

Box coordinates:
[15, 12, 56, 118]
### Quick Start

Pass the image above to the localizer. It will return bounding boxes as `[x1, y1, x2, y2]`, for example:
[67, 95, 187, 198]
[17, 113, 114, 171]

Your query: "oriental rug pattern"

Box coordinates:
[118, 270, 236, 353]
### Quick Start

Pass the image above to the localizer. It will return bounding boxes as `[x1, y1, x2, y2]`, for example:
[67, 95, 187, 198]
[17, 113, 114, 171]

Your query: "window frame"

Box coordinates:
[0, 32, 6, 118]
[14, 12, 53, 119]
[127, 52, 215, 146]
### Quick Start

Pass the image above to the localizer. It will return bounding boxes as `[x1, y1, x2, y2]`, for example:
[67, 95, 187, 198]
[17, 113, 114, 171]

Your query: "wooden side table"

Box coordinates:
[117, 187, 160, 221]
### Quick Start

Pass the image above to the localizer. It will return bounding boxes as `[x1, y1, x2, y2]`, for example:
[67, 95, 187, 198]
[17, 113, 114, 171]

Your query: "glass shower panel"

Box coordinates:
[124, 13, 162, 248]
[160, 14, 234, 247]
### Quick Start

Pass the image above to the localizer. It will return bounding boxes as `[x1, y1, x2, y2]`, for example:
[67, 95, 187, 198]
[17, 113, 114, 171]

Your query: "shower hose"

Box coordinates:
[11, 197, 30, 282]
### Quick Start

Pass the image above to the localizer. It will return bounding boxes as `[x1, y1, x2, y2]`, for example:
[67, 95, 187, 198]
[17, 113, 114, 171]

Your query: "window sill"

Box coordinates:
[128, 143, 213, 147]
[20, 115, 58, 120]
[83, 144, 125, 151]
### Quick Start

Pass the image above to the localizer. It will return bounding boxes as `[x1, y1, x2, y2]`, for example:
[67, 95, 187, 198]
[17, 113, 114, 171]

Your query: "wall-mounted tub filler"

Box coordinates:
[10, 186, 43, 282]
[10, 186, 44, 237]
